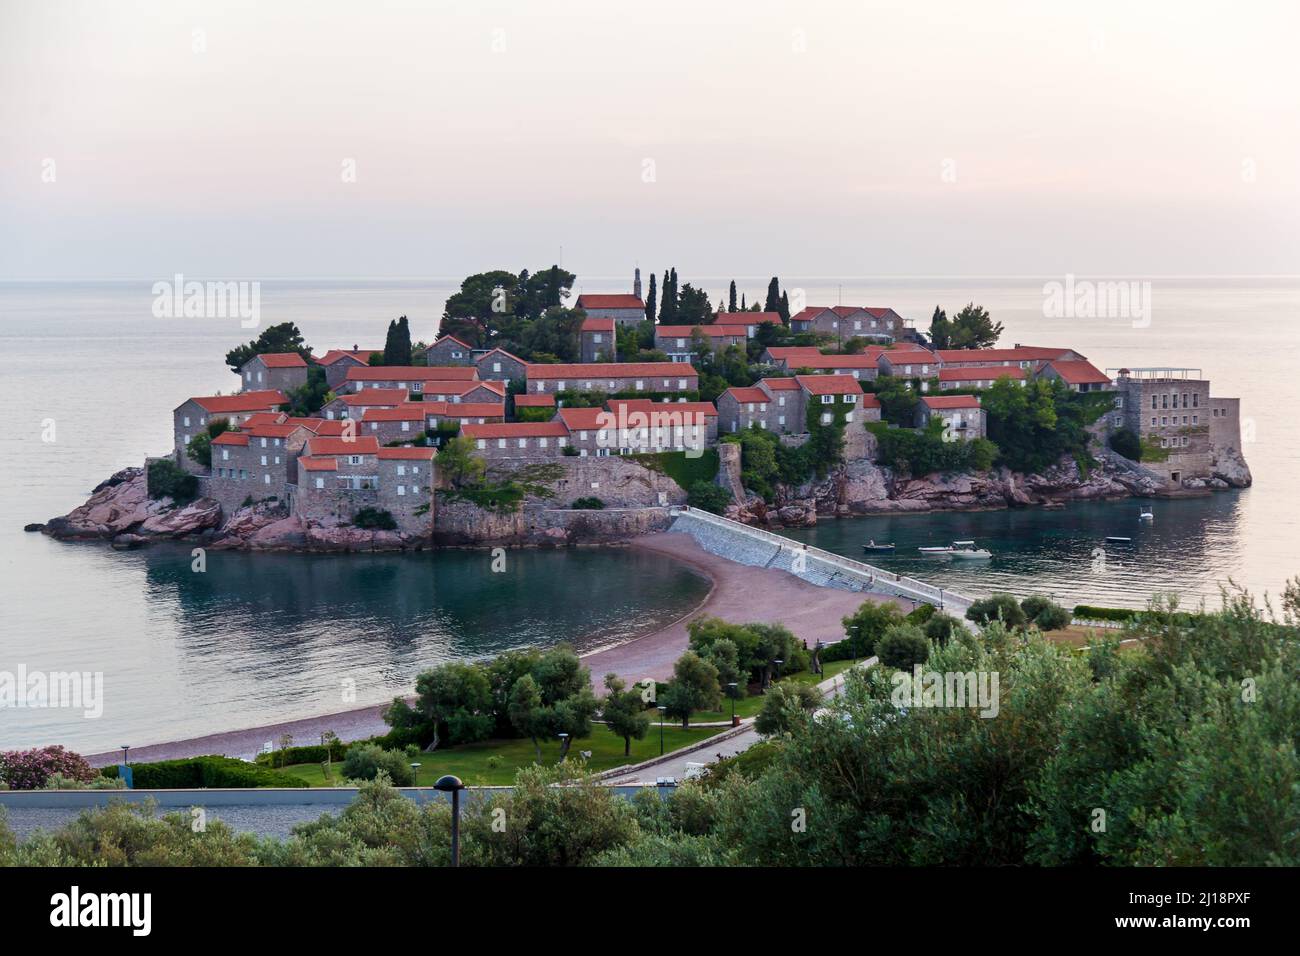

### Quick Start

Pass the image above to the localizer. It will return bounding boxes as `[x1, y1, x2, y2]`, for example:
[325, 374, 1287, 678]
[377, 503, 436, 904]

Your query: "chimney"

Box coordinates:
[353, 344, 358, 351]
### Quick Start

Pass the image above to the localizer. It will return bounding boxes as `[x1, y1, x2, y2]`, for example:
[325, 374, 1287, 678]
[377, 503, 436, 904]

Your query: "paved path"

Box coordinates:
[600, 658, 877, 785]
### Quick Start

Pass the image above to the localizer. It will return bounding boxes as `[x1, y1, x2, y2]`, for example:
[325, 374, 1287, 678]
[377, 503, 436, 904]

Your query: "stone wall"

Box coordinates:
[433, 502, 674, 546]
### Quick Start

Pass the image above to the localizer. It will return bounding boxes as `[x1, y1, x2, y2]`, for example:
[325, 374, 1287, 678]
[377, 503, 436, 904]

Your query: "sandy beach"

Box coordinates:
[84, 532, 896, 767]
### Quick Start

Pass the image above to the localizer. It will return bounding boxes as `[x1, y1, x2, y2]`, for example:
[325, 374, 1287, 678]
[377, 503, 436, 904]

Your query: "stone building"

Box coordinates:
[462, 421, 571, 460]
[359, 404, 428, 445]
[423, 334, 475, 367]
[938, 366, 1026, 390]
[321, 389, 408, 420]
[423, 401, 506, 429]
[789, 306, 903, 342]
[238, 352, 309, 394]
[575, 293, 646, 328]
[1035, 359, 1112, 393]
[294, 437, 435, 535]
[654, 324, 749, 364]
[876, 348, 938, 378]
[761, 346, 882, 381]
[344, 365, 479, 395]
[208, 419, 312, 509]
[525, 361, 698, 396]
[474, 348, 530, 386]
[315, 348, 375, 389]
[579, 316, 617, 363]
[933, 345, 1082, 370]
[173, 390, 288, 471]
[1112, 368, 1227, 486]
[915, 394, 985, 439]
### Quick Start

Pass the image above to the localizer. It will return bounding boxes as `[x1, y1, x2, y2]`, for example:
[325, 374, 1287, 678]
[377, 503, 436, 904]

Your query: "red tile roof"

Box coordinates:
[790, 307, 831, 325]
[935, 346, 1073, 364]
[245, 422, 304, 438]
[187, 391, 288, 414]
[788, 353, 878, 370]
[317, 349, 376, 365]
[377, 447, 435, 460]
[724, 386, 770, 404]
[430, 334, 472, 349]
[716, 311, 779, 324]
[475, 347, 529, 366]
[795, 374, 865, 396]
[764, 346, 823, 360]
[462, 421, 570, 439]
[241, 412, 289, 428]
[212, 432, 249, 446]
[938, 366, 1026, 382]
[923, 395, 982, 409]
[513, 394, 556, 407]
[577, 294, 644, 310]
[526, 362, 698, 379]
[580, 316, 616, 334]
[305, 420, 350, 436]
[346, 366, 479, 382]
[252, 352, 308, 369]
[468, 380, 507, 396]
[759, 377, 801, 390]
[307, 436, 381, 456]
[300, 457, 338, 472]
[655, 324, 749, 338]
[1043, 360, 1111, 385]
[556, 407, 613, 430]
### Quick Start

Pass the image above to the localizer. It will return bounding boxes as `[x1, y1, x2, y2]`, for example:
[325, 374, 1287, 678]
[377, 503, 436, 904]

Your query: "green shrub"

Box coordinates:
[906, 603, 937, 625]
[353, 507, 398, 530]
[1108, 427, 1141, 461]
[632, 449, 719, 490]
[1021, 595, 1071, 631]
[341, 744, 414, 786]
[562, 444, 580, 456]
[754, 682, 821, 736]
[146, 459, 199, 503]
[571, 496, 605, 510]
[874, 624, 931, 669]
[966, 593, 1028, 627]
[101, 756, 308, 788]
[1073, 604, 1138, 622]
[687, 481, 732, 514]
[253, 742, 348, 767]
[924, 613, 964, 644]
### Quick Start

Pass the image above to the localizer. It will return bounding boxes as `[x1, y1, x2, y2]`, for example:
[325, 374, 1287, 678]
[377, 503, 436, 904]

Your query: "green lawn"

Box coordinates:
[683, 660, 858, 724]
[286, 724, 725, 787]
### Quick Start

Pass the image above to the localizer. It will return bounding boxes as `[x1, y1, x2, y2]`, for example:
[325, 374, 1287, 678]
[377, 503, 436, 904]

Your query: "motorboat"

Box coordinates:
[919, 540, 992, 559]
[949, 547, 992, 560]
[863, 540, 896, 552]
[1105, 535, 1132, 544]
[1138, 510, 1154, 521]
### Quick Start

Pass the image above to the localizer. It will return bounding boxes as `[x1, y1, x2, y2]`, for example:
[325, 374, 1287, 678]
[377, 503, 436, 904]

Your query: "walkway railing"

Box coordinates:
[668, 506, 975, 614]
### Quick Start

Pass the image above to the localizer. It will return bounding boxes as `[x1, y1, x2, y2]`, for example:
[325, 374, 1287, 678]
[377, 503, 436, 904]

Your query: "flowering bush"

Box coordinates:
[0, 746, 96, 790]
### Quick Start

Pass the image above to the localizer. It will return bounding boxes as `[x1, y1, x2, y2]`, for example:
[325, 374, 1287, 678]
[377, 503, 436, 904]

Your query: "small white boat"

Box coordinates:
[919, 540, 992, 559]
[1105, 535, 1132, 544]
[918, 546, 954, 555]
[950, 547, 992, 560]
[1138, 510, 1154, 521]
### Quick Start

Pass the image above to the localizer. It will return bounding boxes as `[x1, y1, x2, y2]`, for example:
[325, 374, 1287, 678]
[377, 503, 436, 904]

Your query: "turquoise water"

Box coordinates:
[777, 492, 1263, 611]
[1, 277, 1295, 753]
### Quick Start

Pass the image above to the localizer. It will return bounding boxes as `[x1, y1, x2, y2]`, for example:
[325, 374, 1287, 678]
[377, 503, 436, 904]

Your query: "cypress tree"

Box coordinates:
[779, 291, 790, 324]
[645, 272, 657, 322]
[728, 280, 737, 313]
[764, 277, 781, 314]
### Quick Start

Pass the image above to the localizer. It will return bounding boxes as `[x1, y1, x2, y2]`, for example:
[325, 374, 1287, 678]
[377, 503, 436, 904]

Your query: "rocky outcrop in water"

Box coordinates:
[725, 454, 1169, 528]
[41, 467, 221, 542]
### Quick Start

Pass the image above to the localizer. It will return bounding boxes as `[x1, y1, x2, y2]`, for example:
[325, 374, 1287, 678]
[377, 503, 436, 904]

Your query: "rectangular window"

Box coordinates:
[821, 395, 833, 404]
[315, 477, 324, 489]
[397, 464, 406, 476]
[263, 474, 270, 485]
[397, 485, 406, 496]
[539, 437, 548, 448]
[518, 438, 527, 448]
[1193, 393, 1199, 408]
[401, 421, 410, 431]
[476, 439, 486, 449]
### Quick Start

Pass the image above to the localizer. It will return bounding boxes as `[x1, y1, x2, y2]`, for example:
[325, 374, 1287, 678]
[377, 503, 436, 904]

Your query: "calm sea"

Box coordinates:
[1, 277, 1295, 751]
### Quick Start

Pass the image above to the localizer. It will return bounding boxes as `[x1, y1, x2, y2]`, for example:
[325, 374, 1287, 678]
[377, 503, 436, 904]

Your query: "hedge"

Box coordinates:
[253, 742, 348, 767]
[101, 755, 309, 788]
[631, 448, 719, 490]
[1073, 605, 1138, 622]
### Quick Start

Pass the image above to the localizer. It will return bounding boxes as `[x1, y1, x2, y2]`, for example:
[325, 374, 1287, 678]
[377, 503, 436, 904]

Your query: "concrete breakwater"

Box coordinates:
[668, 506, 974, 616]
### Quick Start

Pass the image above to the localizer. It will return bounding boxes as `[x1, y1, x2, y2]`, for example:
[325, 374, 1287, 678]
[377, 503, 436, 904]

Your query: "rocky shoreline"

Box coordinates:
[723, 450, 1252, 528]
[29, 442, 1253, 549]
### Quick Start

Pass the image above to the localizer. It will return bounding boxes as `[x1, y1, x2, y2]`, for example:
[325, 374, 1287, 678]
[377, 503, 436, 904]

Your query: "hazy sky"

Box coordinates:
[2, 0, 1298, 280]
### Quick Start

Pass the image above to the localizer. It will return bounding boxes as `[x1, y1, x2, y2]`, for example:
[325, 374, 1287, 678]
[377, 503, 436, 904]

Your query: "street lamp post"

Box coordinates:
[847, 625, 859, 665]
[657, 705, 667, 755]
[773, 658, 784, 682]
[433, 774, 465, 867]
[410, 762, 421, 787]
[557, 732, 569, 763]
[727, 682, 739, 727]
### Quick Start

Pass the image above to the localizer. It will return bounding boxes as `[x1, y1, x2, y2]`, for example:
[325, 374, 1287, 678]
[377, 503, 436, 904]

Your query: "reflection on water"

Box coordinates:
[777, 492, 1269, 610]
[2, 541, 709, 753]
